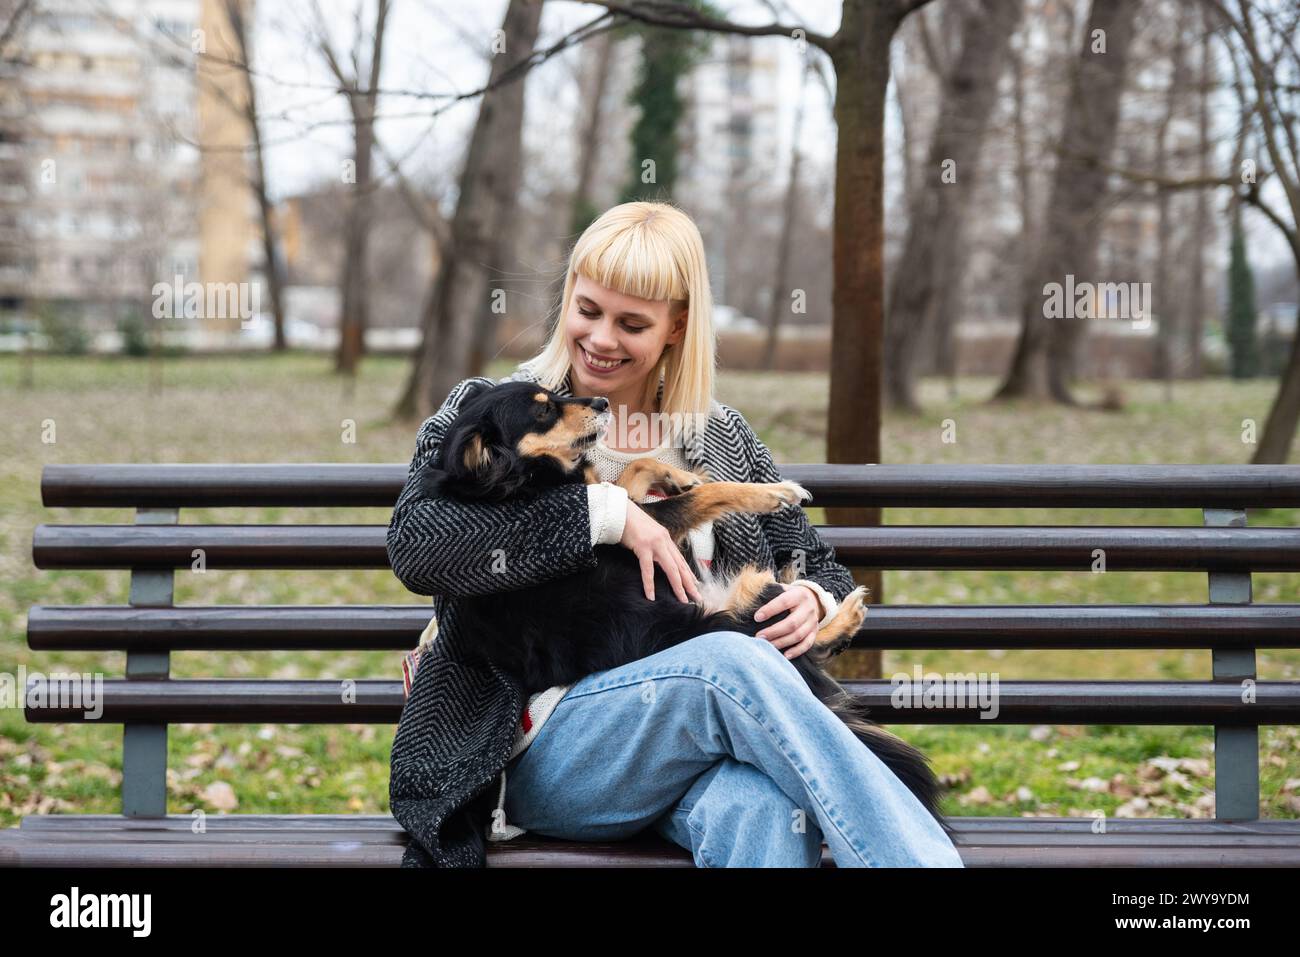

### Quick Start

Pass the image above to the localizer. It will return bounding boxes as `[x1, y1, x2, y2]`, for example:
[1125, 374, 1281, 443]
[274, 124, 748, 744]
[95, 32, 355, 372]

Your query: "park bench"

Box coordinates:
[3, 461, 1300, 866]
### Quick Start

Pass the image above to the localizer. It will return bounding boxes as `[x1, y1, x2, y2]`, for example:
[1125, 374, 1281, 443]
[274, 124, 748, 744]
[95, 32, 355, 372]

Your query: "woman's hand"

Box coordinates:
[753, 583, 821, 660]
[620, 500, 703, 604]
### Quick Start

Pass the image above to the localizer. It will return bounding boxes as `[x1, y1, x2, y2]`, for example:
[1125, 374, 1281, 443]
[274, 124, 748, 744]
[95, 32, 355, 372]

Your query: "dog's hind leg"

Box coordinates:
[710, 566, 867, 662]
[806, 585, 870, 663]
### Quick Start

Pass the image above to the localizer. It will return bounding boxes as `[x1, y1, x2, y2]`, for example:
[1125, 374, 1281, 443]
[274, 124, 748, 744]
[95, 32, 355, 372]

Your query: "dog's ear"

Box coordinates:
[461, 432, 494, 474]
[438, 421, 527, 499]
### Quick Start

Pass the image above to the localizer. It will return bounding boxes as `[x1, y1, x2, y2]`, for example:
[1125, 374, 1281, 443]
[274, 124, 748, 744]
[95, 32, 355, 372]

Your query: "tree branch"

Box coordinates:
[572, 0, 835, 52]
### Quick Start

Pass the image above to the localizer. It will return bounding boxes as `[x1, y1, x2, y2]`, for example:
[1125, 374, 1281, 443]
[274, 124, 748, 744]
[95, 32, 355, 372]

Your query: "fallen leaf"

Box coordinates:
[202, 781, 238, 811]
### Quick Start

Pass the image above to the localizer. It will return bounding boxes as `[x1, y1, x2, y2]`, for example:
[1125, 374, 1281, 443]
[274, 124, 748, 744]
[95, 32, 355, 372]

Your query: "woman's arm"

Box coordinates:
[724, 407, 861, 610]
[387, 376, 612, 598]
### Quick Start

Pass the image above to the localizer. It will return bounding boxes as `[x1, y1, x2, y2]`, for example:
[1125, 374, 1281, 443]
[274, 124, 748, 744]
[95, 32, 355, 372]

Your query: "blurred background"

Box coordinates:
[2, 0, 1299, 825]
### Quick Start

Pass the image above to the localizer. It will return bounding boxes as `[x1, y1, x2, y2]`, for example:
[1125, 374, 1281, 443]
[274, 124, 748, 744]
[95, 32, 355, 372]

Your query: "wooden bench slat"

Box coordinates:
[8, 828, 407, 845]
[28, 603, 1300, 651]
[21, 678, 1300, 724]
[28, 604, 436, 651]
[22, 814, 1300, 836]
[41, 463, 1300, 509]
[32, 523, 1300, 571]
[17, 822, 1300, 848]
[820, 525, 1300, 570]
[6, 816, 1300, 867]
[21, 814, 406, 831]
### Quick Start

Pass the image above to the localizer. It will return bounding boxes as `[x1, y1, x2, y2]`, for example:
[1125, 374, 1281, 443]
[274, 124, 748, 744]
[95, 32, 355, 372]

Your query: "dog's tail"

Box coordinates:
[794, 660, 954, 839]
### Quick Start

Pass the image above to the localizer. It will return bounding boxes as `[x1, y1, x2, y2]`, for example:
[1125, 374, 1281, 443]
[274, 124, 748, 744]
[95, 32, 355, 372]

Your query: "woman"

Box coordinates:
[388, 201, 963, 868]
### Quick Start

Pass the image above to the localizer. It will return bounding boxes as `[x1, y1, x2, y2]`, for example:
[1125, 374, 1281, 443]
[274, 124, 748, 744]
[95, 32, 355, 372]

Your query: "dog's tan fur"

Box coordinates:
[516, 403, 604, 471]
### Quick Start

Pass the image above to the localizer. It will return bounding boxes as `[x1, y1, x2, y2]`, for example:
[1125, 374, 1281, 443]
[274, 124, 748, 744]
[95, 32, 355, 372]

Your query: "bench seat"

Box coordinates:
[4, 815, 1300, 867]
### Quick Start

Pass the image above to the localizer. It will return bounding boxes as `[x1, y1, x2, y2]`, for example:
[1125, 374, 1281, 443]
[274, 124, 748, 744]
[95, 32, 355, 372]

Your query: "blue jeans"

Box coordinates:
[502, 630, 965, 867]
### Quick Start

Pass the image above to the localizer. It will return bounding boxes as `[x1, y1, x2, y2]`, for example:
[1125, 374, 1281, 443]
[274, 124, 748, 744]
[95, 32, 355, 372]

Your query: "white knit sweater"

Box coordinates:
[484, 436, 842, 842]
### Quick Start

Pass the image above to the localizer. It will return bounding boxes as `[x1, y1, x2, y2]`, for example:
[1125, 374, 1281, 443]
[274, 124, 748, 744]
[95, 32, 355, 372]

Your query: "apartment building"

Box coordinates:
[3, 0, 256, 331]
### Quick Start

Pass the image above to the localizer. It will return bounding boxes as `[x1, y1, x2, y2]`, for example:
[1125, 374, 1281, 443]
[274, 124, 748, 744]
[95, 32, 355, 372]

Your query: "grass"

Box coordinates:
[1, 354, 1299, 827]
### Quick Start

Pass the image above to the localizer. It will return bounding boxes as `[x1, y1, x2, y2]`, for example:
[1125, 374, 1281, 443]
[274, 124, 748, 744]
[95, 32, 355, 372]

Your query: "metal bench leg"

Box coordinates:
[123, 508, 176, 818]
[1204, 507, 1259, 822]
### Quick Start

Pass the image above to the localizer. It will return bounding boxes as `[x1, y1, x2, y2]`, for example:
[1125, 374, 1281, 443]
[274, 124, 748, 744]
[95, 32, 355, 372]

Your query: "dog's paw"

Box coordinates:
[767, 480, 812, 508]
[642, 462, 705, 496]
[660, 472, 705, 495]
[842, 585, 869, 630]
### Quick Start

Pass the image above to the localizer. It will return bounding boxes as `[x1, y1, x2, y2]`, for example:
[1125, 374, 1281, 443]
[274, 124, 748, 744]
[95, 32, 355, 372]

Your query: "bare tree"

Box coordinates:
[761, 55, 812, 371]
[310, 0, 392, 375]
[570, 26, 621, 234]
[1187, 4, 1215, 379]
[995, 0, 1140, 403]
[883, 0, 1023, 411]
[1092, 1, 1294, 455]
[1206, 0, 1300, 462]
[1152, 4, 1190, 394]
[221, 0, 287, 351]
[394, 0, 545, 419]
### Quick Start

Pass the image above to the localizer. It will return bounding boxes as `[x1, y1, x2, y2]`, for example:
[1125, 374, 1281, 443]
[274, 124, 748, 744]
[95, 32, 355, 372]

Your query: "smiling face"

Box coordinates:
[564, 275, 686, 400]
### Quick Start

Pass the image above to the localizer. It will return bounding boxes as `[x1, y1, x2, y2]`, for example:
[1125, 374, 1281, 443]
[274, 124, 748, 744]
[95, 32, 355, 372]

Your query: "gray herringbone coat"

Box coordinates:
[387, 366, 858, 867]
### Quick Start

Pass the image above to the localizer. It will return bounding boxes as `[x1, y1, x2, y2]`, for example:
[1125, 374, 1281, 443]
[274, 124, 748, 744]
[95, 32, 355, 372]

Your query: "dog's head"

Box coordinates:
[418, 381, 611, 502]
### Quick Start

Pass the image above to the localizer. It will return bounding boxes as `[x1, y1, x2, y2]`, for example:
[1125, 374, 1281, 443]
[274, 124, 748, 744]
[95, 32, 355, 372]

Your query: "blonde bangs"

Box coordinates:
[573, 218, 688, 306]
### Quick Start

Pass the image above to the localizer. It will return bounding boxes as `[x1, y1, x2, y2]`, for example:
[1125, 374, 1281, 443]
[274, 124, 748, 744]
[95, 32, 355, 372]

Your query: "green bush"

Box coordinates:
[118, 312, 150, 357]
[36, 302, 90, 355]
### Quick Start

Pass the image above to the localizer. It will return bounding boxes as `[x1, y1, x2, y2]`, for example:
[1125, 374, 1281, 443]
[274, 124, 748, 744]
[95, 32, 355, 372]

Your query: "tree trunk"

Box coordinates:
[1152, 14, 1186, 394]
[572, 28, 617, 233]
[883, 0, 1023, 411]
[1188, 11, 1212, 380]
[223, 0, 287, 352]
[395, 0, 543, 419]
[1251, 234, 1300, 463]
[762, 60, 811, 372]
[997, 0, 1138, 403]
[827, 0, 904, 678]
[334, 0, 391, 376]
[537, 29, 622, 351]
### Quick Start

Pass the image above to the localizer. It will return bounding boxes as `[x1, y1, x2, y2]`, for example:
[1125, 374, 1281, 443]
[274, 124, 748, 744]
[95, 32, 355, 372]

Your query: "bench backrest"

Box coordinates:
[25, 463, 1300, 820]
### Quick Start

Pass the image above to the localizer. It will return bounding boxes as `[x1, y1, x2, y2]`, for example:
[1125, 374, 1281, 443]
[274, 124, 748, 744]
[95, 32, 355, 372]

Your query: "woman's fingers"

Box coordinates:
[659, 543, 690, 603]
[758, 608, 810, 644]
[763, 612, 817, 660]
[676, 549, 702, 602]
[639, 551, 656, 602]
[782, 631, 818, 660]
[635, 531, 701, 603]
[756, 586, 817, 642]
[754, 588, 798, 628]
[762, 608, 814, 645]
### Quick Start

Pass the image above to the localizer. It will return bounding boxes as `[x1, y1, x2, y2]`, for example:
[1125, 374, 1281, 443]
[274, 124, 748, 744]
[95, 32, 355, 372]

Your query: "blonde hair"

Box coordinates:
[517, 201, 719, 442]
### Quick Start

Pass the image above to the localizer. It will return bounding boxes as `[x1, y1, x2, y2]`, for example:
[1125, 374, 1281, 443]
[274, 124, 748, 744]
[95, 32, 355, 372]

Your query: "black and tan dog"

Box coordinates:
[416, 379, 949, 832]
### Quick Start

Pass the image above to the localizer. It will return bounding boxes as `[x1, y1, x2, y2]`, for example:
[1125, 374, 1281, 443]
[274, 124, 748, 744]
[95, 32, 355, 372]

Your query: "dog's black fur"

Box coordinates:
[417, 380, 952, 836]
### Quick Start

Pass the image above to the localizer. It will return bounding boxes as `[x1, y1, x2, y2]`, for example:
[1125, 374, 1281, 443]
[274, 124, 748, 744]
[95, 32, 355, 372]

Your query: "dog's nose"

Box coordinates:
[591, 397, 609, 412]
